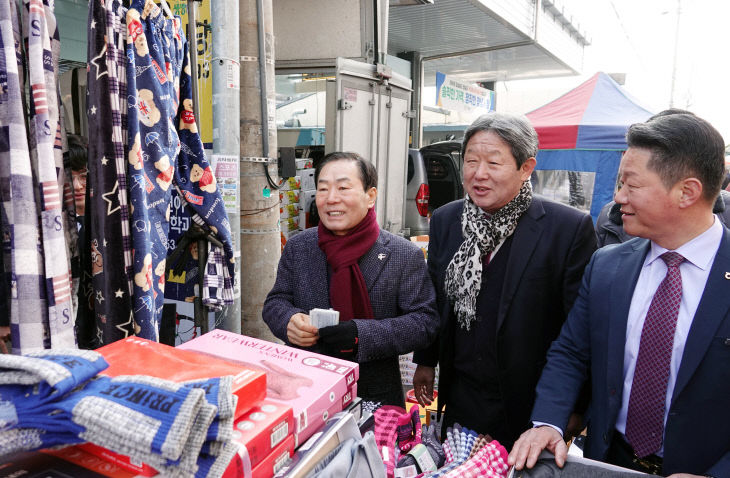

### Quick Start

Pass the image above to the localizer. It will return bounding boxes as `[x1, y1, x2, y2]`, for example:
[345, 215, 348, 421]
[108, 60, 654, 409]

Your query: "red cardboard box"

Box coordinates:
[0, 448, 140, 477]
[77, 442, 158, 476]
[97, 336, 266, 417]
[230, 400, 294, 470]
[224, 433, 296, 478]
[179, 330, 359, 445]
[81, 336, 267, 475]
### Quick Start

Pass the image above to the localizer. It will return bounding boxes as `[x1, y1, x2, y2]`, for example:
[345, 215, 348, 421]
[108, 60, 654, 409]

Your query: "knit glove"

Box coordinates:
[318, 321, 358, 360]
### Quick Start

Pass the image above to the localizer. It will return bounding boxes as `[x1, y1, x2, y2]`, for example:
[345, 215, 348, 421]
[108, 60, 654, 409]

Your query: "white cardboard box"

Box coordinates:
[297, 168, 315, 192]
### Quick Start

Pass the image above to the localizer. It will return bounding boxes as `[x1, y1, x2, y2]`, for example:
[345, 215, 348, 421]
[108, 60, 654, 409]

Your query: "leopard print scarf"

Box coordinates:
[445, 180, 533, 330]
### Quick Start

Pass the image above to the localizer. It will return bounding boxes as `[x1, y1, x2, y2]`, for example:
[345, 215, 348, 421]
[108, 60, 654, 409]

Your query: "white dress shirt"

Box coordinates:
[614, 216, 724, 455]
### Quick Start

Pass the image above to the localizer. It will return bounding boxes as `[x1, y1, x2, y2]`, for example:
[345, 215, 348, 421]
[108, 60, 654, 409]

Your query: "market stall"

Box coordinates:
[526, 72, 654, 220]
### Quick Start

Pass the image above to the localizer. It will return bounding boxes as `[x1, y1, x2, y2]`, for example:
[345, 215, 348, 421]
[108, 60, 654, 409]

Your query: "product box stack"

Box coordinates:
[222, 400, 296, 478]
[295, 158, 317, 231]
[179, 330, 359, 448]
[75, 337, 269, 476]
[279, 176, 302, 249]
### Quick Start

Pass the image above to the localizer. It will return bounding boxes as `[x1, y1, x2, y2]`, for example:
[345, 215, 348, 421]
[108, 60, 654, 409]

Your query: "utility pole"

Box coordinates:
[211, 1, 241, 333]
[669, 0, 681, 108]
[239, 0, 279, 341]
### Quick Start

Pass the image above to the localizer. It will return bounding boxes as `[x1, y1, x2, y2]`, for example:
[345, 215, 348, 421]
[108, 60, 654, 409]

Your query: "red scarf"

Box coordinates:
[318, 207, 379, 321]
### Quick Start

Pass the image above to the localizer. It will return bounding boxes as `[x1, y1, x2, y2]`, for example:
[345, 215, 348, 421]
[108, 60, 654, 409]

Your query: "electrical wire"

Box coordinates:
[240, 201, 279, 217]
[263, 162, 282, 189]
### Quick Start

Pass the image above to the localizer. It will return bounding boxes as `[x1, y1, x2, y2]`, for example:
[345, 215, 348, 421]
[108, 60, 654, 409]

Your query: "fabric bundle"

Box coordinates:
[373, 405, 403, 478]
[416, 424, 508, 478]
[0, 0, 48, 352]
[125, 0, 234, 341]
[0, 0, 77, 353]
[396, 423, 445, 474]
[0, 350, 236, 478]
[79, 0, 235, 345]
[82, 0, 135, 347]
[439, 440, 509, 478]
[305, 432, 387, 478]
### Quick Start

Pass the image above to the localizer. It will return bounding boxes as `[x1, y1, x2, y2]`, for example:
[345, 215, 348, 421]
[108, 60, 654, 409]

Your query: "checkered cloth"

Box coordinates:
[81, 0, 135, 346]
[0, 0, 49, 352]
[442, 438, 454, 464]
[424, 424, 479, 478]
[105, 0, 133, 290]
[440, 440, 510, 478]
[468, 435, 489, 460]
[174, 184, 234, 311]
[24, 0, 75, 349]
[375, 405, 407, 478]
[58, 105, 79, 323]
[202, 241, 234, 311]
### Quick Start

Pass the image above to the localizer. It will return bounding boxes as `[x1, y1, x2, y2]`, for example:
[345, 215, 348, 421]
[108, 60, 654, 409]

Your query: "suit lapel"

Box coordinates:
[359, 231, 390, 292]
[672, 228, 730, 402]
[606, 239, 649, 393]
[497, 199, 545, 331]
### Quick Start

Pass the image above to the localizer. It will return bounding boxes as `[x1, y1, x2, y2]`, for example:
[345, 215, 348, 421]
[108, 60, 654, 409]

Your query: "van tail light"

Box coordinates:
[416, 184, 429, 217]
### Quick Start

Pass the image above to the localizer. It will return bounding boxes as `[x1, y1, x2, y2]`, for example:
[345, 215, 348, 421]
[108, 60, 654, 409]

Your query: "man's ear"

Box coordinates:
[367, 187, 377, 208]
[520, 157, 537, 182]
[676, 177, 703, 209]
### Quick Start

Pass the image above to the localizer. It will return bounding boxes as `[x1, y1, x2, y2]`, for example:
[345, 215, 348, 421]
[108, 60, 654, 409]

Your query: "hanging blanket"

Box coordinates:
[126, 0, 234, 340]
[82, 0, 135, 347]
[0, 0, 48, 353]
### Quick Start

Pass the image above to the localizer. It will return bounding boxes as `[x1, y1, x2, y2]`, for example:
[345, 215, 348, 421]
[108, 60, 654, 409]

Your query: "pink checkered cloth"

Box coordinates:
[441, 440, 510, 478]
[374, 405, 407, 478]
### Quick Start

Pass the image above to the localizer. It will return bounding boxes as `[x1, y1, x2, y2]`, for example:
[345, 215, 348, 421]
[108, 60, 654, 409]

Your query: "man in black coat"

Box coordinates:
[412, 113, 597, 448]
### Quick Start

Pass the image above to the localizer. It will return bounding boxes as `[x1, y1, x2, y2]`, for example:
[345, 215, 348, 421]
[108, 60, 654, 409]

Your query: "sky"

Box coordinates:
[499, 0, 730, 144]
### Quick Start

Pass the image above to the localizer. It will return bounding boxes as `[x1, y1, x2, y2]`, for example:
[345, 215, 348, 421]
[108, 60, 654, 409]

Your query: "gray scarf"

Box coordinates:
[445, 180, 533, 330]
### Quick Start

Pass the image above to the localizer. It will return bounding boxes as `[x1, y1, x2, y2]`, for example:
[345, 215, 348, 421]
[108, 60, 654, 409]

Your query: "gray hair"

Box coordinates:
[461, 112, 539, 168]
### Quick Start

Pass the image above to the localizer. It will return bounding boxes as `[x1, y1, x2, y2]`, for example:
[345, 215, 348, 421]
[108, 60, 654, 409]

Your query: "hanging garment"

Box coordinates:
[22, 0, 75, 349]
[0, 0, 48, 353]
[58, 106, 80, 327]
[83, 0, 134, 347]
[126, 0, 234, 340]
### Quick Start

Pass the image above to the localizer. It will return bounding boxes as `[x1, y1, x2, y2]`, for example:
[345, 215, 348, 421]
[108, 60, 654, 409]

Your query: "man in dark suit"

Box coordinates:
[263, 152, 439, 406]
[509, 113, 729, 477]
[412, 113, 597, 448]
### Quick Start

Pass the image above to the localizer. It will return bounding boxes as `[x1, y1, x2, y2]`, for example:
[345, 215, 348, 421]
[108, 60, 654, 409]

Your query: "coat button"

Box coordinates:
[603, 433, 609, 443]
[610, 388, 616, 396]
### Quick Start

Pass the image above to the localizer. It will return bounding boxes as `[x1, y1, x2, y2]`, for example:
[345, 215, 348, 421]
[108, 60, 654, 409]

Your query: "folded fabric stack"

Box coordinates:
[420, 424, 509, 478]
[0, 350, 236, 478]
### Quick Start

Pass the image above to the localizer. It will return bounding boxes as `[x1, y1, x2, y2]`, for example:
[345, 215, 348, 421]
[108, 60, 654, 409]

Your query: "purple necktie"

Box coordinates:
[625, 251, 685, 457]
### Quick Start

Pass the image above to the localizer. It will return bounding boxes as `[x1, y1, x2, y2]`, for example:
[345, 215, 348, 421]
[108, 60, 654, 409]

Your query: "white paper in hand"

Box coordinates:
[310, 308, 340, 328]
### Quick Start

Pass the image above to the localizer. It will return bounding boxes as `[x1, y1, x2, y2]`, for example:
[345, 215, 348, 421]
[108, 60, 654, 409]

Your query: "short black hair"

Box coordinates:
[314, 152, 378, 190]
[461, 112, 538, 168]
[647, 108, 694, 121]
[626, 113, 725, 202]
[66, 135, 87, 171]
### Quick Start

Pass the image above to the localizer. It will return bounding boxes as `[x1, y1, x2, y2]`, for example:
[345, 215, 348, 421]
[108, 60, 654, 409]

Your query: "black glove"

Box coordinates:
[318, 321, 358, 360]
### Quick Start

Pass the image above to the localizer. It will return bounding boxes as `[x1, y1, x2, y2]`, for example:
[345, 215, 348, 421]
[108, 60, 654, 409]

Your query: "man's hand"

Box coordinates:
[413, 364, 435, 407]
[0, 326, 10, 354]
[508, 425, 567, 470]
[287, 313, 318, 347]
[666, 474, 708, 478]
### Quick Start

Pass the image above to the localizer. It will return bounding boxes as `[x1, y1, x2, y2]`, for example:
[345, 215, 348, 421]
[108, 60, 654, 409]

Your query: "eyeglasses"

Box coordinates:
[72, 169, 88, 187]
